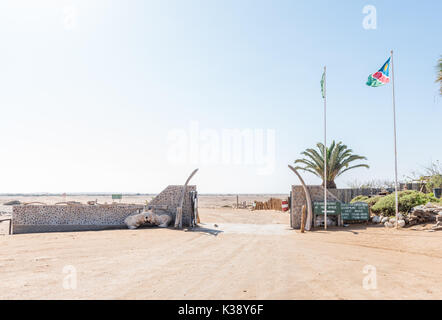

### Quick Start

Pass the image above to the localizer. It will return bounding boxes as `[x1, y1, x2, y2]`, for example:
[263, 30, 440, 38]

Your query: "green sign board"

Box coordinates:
[341, 202, 369, 221]
[313, 201, 341, 216]
[112, 194, 123, 200]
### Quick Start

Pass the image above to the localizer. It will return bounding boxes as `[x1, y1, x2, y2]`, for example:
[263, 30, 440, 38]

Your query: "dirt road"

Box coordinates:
[1, 208, 441, 299]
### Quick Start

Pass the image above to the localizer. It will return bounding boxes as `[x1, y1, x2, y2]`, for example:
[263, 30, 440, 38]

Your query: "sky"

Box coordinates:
[0, 0, 441, 194]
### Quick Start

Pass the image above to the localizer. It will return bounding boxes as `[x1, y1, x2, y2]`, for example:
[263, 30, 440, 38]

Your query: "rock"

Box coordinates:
[436, 215, 442, 222]
[3, 200, 21, 206]
[67, 201, 81, 205]
[407, 203, 441, 226]
[381, 217, 389, 224]
[145, 211, 173, 228]
[384, 222, 394, 228]
[397, 220, 406, 228]
[389, 218, 397, 224]
[124, 212, 150, 229]
[372, 216, 381, 224]
[425, 203, 439, 209]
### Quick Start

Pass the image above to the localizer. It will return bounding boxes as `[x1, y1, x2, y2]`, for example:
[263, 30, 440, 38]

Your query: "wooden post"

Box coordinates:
[300, 205, 306, 233]
[236, 195, 239, 209]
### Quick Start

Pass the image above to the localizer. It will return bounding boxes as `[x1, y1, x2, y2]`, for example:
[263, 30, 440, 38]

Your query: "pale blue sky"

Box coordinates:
[0, 0, 441, 193]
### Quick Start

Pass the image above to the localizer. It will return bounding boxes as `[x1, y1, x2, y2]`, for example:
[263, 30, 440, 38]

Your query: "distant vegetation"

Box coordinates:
[350, 195, 382, 207]
[351, 190, 441, 216]
[347, 179, 395, 189]
[349, 160, 442, 216]
[405, 160, 442, 193]
[437, 56, 442, 95]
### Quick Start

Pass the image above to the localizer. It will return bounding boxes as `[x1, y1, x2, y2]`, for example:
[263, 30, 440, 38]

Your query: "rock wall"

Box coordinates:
[290, 186, 338, 229]
[11, 185, 197, 234]
[12, 204, 144, 234]
[147, 185, 196, 227]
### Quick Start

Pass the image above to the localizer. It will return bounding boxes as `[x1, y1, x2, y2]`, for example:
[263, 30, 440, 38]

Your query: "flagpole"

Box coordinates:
[324, 66, 327, 230]
[391, 50, 399, 229]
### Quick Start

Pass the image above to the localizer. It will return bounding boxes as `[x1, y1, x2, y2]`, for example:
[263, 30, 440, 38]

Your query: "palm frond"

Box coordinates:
[294, 140, 369, 188]
[294, 166, 321, 177]
[337, 164, 370, 176]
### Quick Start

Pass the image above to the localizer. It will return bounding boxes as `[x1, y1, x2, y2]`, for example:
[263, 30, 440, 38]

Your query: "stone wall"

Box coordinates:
[147, 185, 196, 227]
[12, 204, 144, 234]
[290, 186, 337, 229]
[11, 185, 197, 234]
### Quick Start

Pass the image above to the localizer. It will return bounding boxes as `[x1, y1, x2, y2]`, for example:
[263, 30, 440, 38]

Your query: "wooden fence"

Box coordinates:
[253, 198, 283, 211]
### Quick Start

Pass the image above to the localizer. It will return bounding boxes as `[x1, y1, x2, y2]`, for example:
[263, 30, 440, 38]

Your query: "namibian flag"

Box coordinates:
[366, 57, 391, 87]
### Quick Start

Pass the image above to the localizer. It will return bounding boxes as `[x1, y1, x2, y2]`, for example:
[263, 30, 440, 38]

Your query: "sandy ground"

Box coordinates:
[1, 201, 442, 300]
[0, 194, 287, 212]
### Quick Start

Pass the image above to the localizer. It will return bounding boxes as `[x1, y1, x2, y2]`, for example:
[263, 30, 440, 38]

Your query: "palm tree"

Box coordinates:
[294, 141, 369, 189]
[437, 56, 442, 95]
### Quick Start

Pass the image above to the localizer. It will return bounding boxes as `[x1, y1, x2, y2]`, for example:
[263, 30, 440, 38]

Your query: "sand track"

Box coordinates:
[1, 208, 442, 299]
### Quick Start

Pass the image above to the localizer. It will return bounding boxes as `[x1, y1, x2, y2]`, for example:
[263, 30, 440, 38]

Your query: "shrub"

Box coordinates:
[366, 196, 382, 207]
[349, 195, 382, 208]
[400, 192, 436, 212]
[371, 191, 438, 216]
[350, 195, 369, 203]
[426, 174, 442, 192]
[371, 195, 396, 216]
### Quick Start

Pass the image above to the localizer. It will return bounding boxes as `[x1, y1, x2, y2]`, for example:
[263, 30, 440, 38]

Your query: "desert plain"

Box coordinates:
[0, 194, 441, 300]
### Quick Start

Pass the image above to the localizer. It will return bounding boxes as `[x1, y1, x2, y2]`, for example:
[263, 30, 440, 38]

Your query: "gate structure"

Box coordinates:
[290, 185, 376, 229]
[146, 185, 197, 228]
[290, 185, 339, 229]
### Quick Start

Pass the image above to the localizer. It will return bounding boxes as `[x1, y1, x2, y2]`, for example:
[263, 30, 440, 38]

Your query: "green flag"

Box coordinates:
[320, 70, 325, 98]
